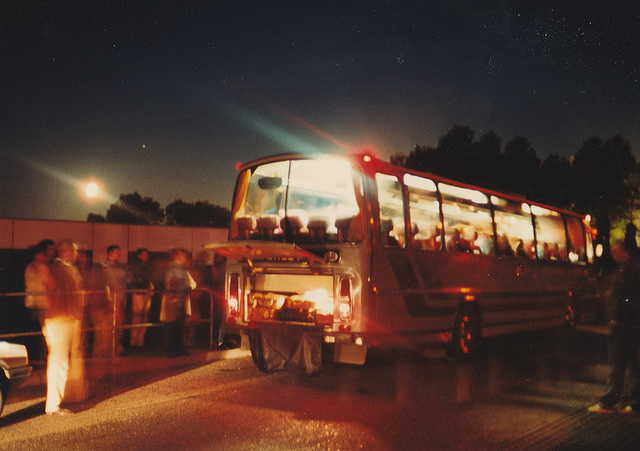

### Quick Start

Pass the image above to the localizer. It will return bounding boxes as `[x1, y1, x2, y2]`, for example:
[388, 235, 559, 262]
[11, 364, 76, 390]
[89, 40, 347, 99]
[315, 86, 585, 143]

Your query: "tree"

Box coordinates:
[87, 213, 107, 223]
[389, 152, 408, 167]
[165, 199, 230, 228]
[538, 153, 574, 209]
[467, 130, 503, 189]
[572, 135, 636, 244]
[403, 125, 507, 192]
[501, 137, 540, 199]
[105, 192, 165, 225]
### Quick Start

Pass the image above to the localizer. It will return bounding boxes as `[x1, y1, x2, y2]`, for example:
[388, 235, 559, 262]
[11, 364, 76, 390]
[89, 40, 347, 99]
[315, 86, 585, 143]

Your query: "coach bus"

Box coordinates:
[208, 152, 598, 371]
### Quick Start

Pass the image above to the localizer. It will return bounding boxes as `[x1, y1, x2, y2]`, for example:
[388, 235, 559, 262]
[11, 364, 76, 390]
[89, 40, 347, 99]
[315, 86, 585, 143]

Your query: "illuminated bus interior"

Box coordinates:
[231, 158, 365, 243]
[229, 155, 591, 265]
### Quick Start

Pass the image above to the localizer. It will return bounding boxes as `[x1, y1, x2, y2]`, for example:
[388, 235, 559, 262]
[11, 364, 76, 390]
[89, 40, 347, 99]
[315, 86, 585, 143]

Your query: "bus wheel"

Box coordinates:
[450, 307, 482, 358]
[248, 329, 270, 373]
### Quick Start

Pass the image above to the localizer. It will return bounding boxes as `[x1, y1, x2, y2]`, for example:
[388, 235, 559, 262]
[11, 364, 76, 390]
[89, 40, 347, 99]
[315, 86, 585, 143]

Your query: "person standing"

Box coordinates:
[24, 239, 56, 362]
[160, 248, 195, 357]
[99, 245, 131, 356]
[128, 248, 153, 349]
[24, 239, 56, 314]
[44, 240, 87, 415]
[589, 236, 640, 414]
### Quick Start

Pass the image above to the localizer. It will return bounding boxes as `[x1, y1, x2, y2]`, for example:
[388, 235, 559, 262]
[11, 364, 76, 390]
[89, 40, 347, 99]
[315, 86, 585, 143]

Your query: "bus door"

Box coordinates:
[371, 173, 430, 334]
[490, 197, 541, 331]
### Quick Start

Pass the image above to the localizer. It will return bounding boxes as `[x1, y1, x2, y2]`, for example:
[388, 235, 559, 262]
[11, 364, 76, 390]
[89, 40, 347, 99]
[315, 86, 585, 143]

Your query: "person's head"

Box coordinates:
[169, 248, 189, 265]
[76, 247, 90, 266]
[106, 245, 122, 261]
[195, 250, 209, 265]
[135, 248, 149, 263]
[57, 240, 79, 264]
[34, 239, 56, 262]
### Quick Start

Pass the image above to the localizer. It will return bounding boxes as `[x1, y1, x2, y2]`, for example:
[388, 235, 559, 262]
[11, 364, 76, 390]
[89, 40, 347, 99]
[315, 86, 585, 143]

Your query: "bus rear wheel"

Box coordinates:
[248, 329, 271, 373]
[450, 307, 482, 358]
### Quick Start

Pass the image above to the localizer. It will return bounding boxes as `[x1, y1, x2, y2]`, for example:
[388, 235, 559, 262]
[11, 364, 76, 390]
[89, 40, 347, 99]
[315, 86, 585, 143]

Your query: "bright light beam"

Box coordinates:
[230, 106, 325, 154]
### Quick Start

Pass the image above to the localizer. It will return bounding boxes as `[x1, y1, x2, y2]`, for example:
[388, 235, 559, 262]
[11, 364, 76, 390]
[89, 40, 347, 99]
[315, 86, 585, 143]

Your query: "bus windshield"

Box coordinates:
[230, 157, 365, 243]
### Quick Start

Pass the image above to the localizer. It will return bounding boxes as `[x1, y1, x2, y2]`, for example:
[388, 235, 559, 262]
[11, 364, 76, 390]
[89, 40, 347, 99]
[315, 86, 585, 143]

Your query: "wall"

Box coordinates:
[0, 218, 228, 263]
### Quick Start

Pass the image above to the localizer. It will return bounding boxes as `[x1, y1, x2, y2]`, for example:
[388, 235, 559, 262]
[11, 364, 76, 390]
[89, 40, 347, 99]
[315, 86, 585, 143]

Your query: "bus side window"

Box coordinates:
[532, 206, 567, 261]
[439, 183, 492, 255]
[492, 196, 535, 259]
[565, 216, 587, 264]
[376, 173, 406, 249]
[404, 174, 440, 251]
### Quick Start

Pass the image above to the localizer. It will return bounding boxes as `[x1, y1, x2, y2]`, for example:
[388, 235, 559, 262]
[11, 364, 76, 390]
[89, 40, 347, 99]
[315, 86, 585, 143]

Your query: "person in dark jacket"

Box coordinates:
[128, 248, 153, 348]
[589, 235, 640, 414]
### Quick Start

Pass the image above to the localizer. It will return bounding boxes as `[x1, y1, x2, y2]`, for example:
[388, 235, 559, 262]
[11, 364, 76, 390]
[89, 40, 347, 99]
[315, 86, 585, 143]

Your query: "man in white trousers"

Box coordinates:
[44, 240, 87, 415]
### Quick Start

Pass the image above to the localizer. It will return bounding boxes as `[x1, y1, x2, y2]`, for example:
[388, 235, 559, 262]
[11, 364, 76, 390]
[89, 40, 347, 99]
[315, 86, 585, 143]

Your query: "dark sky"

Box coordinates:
[1, 1, 639, 221]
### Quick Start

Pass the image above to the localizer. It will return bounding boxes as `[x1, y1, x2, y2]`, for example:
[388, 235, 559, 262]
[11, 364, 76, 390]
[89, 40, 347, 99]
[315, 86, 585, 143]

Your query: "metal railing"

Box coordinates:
[0, 287, 221, 361]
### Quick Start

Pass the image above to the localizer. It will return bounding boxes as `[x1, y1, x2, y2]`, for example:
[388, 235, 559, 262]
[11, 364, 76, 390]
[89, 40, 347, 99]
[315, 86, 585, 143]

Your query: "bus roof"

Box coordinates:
[236, 152, 589, 221]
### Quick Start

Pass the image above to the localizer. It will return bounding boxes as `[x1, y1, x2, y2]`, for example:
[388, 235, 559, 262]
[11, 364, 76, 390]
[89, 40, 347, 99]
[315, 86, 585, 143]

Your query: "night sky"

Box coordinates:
[1, 1, 639, 221]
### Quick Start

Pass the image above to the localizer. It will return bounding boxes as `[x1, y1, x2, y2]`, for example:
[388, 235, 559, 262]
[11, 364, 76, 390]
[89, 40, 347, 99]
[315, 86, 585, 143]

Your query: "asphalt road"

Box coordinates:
[0, 330, 635, 450]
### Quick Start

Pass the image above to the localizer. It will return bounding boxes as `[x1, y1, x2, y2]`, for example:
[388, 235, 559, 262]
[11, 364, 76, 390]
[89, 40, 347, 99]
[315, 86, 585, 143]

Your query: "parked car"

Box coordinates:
[0, 341, 32, 416]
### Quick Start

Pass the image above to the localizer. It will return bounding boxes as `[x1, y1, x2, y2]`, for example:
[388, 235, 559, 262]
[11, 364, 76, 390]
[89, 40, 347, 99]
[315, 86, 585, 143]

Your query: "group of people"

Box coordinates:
[23, 239, 223, 415]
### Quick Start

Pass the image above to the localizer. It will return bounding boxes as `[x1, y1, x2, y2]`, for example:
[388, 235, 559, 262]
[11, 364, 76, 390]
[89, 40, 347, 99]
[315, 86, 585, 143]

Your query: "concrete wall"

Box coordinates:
[0, 218, 228, 263]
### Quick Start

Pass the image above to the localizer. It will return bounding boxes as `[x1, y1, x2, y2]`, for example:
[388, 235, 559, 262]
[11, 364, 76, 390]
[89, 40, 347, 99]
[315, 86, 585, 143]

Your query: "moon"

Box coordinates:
[84, 181, 100, 199]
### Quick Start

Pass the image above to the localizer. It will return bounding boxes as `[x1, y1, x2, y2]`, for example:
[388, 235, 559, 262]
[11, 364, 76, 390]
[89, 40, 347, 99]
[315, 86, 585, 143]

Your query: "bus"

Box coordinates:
[208, 152, 599, 371]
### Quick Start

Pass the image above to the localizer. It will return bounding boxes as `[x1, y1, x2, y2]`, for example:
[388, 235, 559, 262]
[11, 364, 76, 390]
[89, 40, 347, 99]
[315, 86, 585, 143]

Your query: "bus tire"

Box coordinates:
[0, 374, 7, 417]
[248, 329, 271, 373]
[450, 305, 482, 358]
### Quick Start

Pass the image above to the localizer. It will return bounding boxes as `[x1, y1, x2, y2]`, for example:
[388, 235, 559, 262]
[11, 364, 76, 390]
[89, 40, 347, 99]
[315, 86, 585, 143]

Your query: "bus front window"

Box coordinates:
[230, 157, 365, 244]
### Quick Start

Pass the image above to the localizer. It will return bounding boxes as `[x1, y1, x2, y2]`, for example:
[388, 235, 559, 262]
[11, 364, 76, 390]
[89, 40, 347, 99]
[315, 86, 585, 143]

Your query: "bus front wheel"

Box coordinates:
[450, 307, 482, 358]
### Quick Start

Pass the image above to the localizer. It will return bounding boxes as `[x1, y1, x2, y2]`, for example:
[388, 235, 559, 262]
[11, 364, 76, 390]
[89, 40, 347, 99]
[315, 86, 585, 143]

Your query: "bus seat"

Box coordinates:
[335, 217, 353, 242]
[256, 215, 280, 240]
[307, 218, 328, 242]
[281, 216, 304, 238]
[236, 216, 257, 240]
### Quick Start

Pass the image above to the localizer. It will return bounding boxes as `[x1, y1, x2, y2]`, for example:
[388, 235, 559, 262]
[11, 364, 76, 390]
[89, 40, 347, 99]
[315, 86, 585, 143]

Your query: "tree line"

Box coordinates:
[391, 125, 638, 244]
[87, 193, 231, 228]
[89, 125, 638, 244]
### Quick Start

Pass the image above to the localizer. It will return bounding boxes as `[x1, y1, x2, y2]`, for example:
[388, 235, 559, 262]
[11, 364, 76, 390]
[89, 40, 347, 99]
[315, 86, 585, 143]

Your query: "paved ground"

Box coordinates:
[4, 332, 640, 449]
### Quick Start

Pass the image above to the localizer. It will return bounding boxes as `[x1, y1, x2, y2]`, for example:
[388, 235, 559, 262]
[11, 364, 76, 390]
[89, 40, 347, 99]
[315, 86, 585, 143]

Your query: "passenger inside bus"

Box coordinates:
[447, 229, 465, 252]
[497, 233, 514, 256]
[381, 218, 400, 247]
